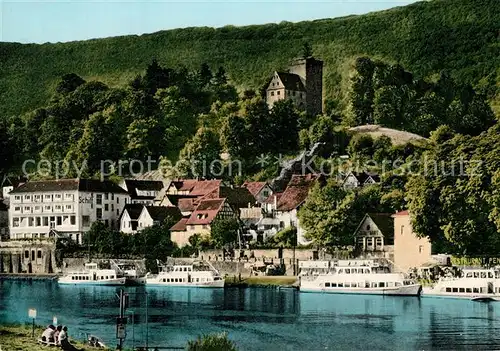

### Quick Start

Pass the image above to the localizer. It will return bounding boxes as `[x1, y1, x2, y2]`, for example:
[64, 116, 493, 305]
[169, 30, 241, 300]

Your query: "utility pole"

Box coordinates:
[145, 292, 149, 350]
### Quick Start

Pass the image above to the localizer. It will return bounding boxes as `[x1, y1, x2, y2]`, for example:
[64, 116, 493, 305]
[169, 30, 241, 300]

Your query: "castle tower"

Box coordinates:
[288, 57, 324, 117]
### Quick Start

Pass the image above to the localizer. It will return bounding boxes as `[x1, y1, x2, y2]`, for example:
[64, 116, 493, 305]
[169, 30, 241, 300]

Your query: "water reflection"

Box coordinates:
[1, 280, 500, 350]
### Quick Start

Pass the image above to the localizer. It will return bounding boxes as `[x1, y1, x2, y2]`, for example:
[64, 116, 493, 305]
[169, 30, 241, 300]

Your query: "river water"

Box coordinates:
[1, 280, 500, 350]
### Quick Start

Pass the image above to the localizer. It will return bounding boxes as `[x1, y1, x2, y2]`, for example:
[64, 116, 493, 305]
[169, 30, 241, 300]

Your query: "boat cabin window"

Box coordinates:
[466, 288, 472, 293]
[481, 272, 487, 278]
[325, 283, 331, 287]
[445, 287, 451, 292]
[474, 272, 479, 278]
[345, 269, 350, 274]
[332, 283, 337, 287]
[338, 283, 343, 287]
[345, 283, 350, 288]
[395, 282, 401, 287]
[452, 288, 458, 293]
[489, 272, 493, 278]
[459, 288, 465, 293]
[474, 288, 479, 293]
[379, 282, 385, 288]
[466, 273, 473, 278]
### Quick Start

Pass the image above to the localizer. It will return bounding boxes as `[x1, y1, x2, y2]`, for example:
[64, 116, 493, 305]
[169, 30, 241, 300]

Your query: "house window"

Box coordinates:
[105, 204, 109, 211]
[104, 193, 109, 200]
[400, 225, 404, 235]
[82, 216, 90, 227]
[13, 218, 20, 227]
[35, 206, 41, 212]
[117, 210, 119, 216]
[277, 91, 280, 96]
[28, 217, 34, 227]
[66, 205, 72, 211]
[34, 195, 41, 201]
[37, 250, 42, 259]
[14, 206, 21, 212]
[55, 205, 62, 211]
[24, 206, 31, 212]
[24, 250, 29, 259]
[111, 204, 114, 211]
[419, 245, 423, 254]
[65, 194, 73, 200]
[14, 196, 21, 201]
[54, 194, 62, 200]
[44, 205, 51, 212]
[271, 92, 275, 96]
[117, 197, 120, 204]
[56, 217, 62, 226]
[24, 195, 31, 201]
[36, 217, 41, 226]
[105, 219, 109, 226]
[96, 208, 103, 220]
[375, 237, 383, 248]
[43, 217, 49, 226]
[96, 194, 102, 205]
[44, 195, 52, 201]
[366, 225, 371, 231]
[70, 216, 76, 225]
[111, 194, 114, 200]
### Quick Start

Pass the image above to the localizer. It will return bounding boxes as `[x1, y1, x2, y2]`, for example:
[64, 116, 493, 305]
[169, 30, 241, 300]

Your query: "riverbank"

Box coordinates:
[0, 324, 95, 351]
[0, 273, 59, 281]
[225, 275, 299, 288]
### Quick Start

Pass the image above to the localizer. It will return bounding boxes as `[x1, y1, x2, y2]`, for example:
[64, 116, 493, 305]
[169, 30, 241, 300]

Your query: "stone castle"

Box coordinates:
[266, 56, 323, 117]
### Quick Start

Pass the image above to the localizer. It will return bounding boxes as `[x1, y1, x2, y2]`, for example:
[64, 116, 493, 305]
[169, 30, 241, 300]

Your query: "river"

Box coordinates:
[1, 280, 500, 350]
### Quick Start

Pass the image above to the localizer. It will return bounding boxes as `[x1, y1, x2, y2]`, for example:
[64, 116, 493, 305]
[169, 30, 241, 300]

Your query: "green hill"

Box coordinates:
[0, 0, 499, 118]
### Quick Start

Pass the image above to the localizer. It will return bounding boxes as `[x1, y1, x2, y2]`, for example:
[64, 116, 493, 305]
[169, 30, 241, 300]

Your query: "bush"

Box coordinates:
[186, 332, 238, 351]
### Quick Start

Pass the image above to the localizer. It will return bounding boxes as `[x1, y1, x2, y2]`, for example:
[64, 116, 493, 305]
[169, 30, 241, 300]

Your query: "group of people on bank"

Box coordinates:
[40, 325, 82, 350]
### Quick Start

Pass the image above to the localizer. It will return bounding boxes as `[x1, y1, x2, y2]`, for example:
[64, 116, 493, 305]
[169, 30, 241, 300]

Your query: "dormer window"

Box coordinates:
[197, 214, 202, 219]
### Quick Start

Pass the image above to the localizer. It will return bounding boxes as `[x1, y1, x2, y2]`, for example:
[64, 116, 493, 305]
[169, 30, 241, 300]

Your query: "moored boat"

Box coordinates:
[112, 261, 146, 285]
[58, 263, 126, 286]
[299, 260, 421, 296]
[422, 267, 500, 301]
[145, 261, 225, 288]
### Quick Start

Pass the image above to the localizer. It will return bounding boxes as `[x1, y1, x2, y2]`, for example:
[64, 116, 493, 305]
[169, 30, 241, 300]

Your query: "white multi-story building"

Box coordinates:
[8, 179, 130, 244]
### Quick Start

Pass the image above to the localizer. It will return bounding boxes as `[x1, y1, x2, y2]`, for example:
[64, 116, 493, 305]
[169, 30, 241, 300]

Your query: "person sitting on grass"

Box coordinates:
[54, 325, 63, 346]
[58, 326, 82, 351]
[41, 324, 56, 343]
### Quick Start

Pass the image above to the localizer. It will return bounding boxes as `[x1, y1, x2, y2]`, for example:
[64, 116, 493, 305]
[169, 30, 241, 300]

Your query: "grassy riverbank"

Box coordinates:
[225, 275, 298, 288]
[0, 325, 94, 351]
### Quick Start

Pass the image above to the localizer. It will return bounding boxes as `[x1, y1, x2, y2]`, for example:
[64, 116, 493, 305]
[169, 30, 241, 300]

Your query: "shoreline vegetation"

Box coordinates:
[0, 325, 239, 351]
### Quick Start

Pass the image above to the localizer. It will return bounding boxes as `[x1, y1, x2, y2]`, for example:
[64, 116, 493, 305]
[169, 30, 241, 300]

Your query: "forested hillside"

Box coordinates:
[0, 0, 498, 118]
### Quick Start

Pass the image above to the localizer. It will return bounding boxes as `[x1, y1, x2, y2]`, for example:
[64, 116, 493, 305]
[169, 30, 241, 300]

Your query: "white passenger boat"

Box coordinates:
[145, 262, 225, 288]
[422, 267, 500, 301]
[58, 263, 126, 286]
[112, 261, 146, 285]
[299, 260, 421, 296]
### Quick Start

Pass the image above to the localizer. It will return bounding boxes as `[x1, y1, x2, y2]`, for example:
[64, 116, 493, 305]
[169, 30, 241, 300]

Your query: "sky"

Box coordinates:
[1, 0, 418, 44]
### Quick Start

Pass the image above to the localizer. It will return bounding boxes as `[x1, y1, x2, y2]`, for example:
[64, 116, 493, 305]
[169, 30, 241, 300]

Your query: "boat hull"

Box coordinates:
[58, 277, 126, 286]
[146, 279, 225, 288]
[300, 284, 422, 296]
[421, 287, 500, 301]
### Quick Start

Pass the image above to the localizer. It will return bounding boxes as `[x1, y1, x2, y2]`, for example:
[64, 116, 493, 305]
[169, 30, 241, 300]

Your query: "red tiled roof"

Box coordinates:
[171, 179, 199, 192]
[264, 192, 283, 204]
[190, 180, 222, 196]
[277, 174, 318, 212]
[178, 198, 197, 212]
[170, 218, 189, 232]
[393, 210, 409, 216]
[242, 182, 267, 197]
[186, 198, 225, 225]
